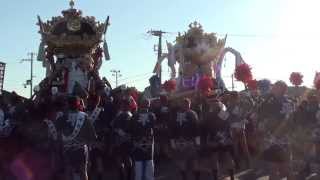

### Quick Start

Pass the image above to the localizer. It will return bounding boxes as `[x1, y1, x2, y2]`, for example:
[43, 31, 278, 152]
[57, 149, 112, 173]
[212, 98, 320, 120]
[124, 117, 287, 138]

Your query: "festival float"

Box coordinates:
[149, 22, 250, 100]
[35, 0, 111, 100]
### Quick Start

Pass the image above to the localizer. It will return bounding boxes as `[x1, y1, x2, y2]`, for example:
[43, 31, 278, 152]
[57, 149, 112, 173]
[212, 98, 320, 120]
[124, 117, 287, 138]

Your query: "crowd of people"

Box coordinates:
[0, 80, 319, 180]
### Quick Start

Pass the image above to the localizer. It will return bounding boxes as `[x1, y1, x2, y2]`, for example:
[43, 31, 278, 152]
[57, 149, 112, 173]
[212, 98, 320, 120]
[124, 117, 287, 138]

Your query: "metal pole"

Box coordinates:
[111, 70, 121, 87]
[21, 53, 35, 99]
[30, 53, 34, 98]
[158, 34, 162, 83]
[148, 30, 166, 84]
[116, 71, 118, 87]
[231, 74, 235, 91]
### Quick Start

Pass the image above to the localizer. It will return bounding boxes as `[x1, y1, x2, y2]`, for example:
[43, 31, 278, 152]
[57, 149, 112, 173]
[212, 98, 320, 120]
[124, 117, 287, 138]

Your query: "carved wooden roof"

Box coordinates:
[38, 6, 106, 54]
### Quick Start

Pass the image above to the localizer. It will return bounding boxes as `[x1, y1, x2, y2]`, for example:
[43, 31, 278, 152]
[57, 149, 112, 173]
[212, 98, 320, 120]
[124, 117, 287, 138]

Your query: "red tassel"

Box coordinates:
[289, 72, 303, 86]
[235, 63, 252, 83]
[316, 81, 320, 90]
[129, 96, 138, 112]
[163, 80, 177, 93]
[247, 79, 258, 91]
[314, 72, 320, 90]
[129, 87, 139, 102]
[198, 75, 215, 94]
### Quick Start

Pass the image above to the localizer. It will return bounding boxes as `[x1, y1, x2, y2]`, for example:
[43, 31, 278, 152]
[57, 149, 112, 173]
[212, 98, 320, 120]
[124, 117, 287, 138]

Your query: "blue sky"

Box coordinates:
[0, 0, 319, 97]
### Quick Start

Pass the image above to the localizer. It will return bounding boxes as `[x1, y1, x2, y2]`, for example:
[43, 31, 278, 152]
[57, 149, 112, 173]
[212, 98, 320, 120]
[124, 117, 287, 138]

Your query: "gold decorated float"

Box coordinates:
[151, 22, 246, 100]
[35, 0, 111, 98]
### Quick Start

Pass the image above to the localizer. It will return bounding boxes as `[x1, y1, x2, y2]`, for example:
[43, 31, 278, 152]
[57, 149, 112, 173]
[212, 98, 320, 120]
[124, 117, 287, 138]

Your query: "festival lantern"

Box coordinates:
[289, 72, 303, 87]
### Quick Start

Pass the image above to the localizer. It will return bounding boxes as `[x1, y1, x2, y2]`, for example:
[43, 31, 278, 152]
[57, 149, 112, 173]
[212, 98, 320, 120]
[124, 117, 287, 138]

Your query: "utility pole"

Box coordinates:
[0, 62, 6, 94]
[231, 74, 235, 91]
[111, 69, 121, 87]
[148, 30, 167, 83]
[21, 52, 35, 98]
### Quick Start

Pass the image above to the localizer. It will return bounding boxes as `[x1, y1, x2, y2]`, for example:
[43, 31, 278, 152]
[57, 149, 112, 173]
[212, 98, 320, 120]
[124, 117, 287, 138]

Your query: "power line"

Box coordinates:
[118, 72, 153, 82]
[160, 31, 282, 39]
[120, 74, 153, 85]
[122, 78, 151, 87]
[121, 76, 150, 84]
[217, 33, 275, 38]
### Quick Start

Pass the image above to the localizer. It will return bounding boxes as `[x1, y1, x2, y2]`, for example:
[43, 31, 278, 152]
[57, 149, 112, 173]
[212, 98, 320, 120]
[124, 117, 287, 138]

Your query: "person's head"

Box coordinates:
[34, 101, 51, 120]
[206, 98, 222, 114]
[105, 96, 114, 103]
[228, 91, 239, 105]
[140, 99, 151, 110]
[181, 98, 191, 111]
[120, 98, 131, 112]
[87, 94, 101, 110]
[68, 96, 81, 111]
[271, 81, 288, 97]
[10, 92, 22, 106]
[249, 89, 259, 97]
[299, 100, 308, 109]
[220, 91, 239, 107]
[53, 96, 68, 111]
[307, 94, 318, 104]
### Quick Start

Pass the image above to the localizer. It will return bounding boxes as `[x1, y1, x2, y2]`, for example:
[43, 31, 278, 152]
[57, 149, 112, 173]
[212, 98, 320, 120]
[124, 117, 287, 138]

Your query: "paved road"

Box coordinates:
[103, 158, 320, 180]
[153, 159, 320, 180]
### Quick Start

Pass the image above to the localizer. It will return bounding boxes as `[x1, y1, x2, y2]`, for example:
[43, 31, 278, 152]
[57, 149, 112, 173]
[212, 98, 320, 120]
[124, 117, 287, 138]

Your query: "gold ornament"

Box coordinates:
[67, 17, 81, 32]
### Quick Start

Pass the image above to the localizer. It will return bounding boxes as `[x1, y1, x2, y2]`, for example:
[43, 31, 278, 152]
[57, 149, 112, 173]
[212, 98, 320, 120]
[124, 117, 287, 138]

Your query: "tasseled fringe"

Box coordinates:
[37, 41, 46, 62]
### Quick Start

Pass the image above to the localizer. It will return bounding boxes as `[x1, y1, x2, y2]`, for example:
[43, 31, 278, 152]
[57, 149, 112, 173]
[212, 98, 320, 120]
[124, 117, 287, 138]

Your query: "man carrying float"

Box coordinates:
[85, 94, 108, 180]
[131, 99, 156, 180]
[169, 98, 201, 180]
[151, 95, 171, 162]
[202, 95, 235, 180]
[222, 91, 251, 169]
[111, 98, 134, 180]
[55, 96, 96, 180]
[0, 96, 14, 179]
[0, 97, 11, 139]
[257, 81, 294, 180]
[294, 76, 320, 177]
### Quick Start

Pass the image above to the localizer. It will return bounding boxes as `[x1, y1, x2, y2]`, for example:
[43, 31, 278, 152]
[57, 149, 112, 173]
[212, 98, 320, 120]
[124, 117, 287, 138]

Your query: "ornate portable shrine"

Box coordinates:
[151, 22, 248, 100]
[174, 22, 226, 92]
[36, 0, 110, 97]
